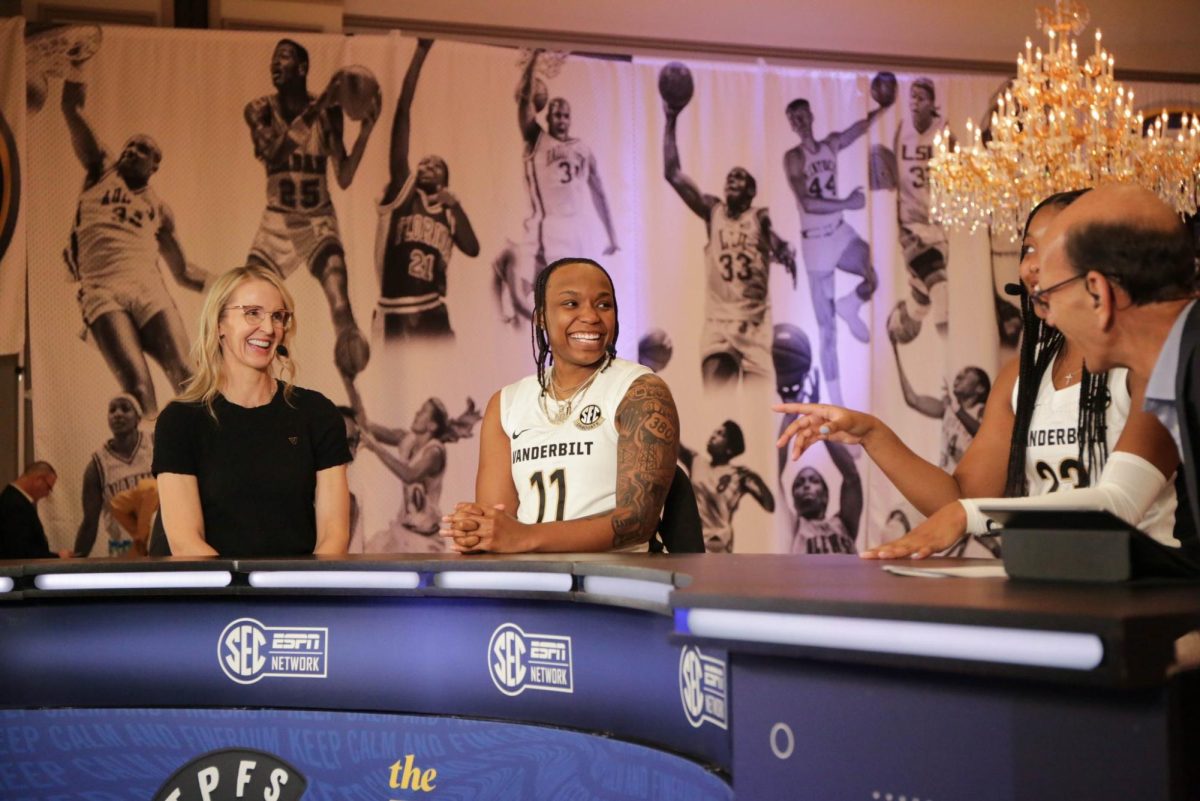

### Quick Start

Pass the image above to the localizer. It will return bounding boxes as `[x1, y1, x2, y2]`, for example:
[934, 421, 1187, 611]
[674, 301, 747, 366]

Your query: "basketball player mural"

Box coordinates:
[879, 78, 955, 341]
[660, 62, 798, 389]
[376, 39, 480, 340]
[494, 49, 619, 325]
[360, 397, 482, 553]
[60, 72, 208, 417]
[244, 39, 379, 390]
[73, 394, 153, 558]
[680, 421, 775, 554]
[892, 335, 990, 473]
[784, 73, 894, 406]
[790, 441, 862, 555]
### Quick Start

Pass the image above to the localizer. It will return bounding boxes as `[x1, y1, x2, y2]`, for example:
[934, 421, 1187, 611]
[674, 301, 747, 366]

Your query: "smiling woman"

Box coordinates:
[151, 265, 351, 558]
[444, 258, 681, 553]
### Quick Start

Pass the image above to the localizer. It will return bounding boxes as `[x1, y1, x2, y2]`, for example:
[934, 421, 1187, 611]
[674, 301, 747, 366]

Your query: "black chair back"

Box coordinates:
[652, 465, 704, 553]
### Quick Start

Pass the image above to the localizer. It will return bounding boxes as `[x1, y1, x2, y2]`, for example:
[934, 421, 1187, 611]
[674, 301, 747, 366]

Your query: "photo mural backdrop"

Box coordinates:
[15, 20, 1200, 556]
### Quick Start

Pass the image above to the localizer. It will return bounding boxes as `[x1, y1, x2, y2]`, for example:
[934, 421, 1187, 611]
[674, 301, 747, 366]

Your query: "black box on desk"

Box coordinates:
[982, 508, 1200, 583]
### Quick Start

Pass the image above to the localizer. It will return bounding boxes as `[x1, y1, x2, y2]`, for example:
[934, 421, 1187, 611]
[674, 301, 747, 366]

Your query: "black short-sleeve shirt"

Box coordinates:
[152, 382, 350, 557]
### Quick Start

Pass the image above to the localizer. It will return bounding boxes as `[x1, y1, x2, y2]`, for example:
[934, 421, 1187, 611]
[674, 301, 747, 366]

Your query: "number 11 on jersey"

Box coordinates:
[530, 469, 567, 522]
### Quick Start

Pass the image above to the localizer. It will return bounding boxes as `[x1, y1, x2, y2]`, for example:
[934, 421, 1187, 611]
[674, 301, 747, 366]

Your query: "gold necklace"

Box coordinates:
[539, 356, 609, 425]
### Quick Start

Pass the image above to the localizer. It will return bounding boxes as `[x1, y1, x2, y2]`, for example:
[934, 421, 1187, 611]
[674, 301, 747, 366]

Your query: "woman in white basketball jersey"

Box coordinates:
[443, 258, 679, 553]
[777, 191, 1181, 556]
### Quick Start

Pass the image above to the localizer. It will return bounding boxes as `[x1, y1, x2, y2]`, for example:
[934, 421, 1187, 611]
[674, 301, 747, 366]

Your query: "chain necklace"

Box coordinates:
[1058, 355, 1084, 387]
[539, 355, 609, 425]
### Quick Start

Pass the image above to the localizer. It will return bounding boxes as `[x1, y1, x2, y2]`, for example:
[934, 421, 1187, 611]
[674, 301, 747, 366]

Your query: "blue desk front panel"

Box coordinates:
[0, 596, 729, 769]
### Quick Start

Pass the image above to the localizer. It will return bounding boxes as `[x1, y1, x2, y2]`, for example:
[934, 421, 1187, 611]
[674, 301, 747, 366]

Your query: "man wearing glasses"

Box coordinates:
[1036, 183, 1200, 557]
[1, 463, 72, 559]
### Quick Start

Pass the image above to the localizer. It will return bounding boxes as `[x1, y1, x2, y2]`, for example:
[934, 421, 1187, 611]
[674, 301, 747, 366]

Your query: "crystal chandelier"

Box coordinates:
[929, 0, 1200, 242]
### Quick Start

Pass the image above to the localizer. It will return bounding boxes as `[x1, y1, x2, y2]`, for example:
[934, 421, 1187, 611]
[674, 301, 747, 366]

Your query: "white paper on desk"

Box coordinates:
[882, 564, 1008, 579]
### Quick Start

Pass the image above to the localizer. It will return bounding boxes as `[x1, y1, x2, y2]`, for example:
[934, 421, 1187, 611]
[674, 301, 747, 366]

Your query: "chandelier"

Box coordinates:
[929, 0, 1200, 242]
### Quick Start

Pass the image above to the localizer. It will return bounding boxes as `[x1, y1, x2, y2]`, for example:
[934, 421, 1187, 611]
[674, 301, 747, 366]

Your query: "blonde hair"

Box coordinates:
[177, 265, 298, 417]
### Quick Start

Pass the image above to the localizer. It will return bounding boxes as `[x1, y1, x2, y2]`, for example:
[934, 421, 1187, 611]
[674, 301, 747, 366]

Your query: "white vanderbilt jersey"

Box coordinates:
[1013, 363, 1177, 545]
[89, 432, 154, 557]
[501, 358, 650, 551]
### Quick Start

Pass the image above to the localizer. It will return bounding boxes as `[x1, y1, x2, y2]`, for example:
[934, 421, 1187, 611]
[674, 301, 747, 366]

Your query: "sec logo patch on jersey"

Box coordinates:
[575, 404, 603, 430]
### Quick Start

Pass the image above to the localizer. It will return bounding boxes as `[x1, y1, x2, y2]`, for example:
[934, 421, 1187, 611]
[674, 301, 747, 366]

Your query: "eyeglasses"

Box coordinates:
[1029, 273, 1087, 310]
[224, 305, 293, 329]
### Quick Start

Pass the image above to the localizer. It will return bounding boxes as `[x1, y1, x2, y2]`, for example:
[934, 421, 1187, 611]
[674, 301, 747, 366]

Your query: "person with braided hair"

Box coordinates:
[442, 258, 679, 553]
[777, 190, 1181, 558]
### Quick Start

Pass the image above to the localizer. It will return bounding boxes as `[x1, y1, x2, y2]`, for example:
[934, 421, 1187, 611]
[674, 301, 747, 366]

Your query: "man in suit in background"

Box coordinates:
[1037, 183, 1199, 556]
[0, 462, 69, 559]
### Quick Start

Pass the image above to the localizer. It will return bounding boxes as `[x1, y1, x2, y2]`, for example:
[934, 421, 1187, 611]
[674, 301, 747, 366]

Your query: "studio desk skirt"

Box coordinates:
[0, 552, 1196, 801]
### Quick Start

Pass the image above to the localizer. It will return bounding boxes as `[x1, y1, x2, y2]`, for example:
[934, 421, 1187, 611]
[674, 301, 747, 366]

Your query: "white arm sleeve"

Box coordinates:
[959, 451, 1171, 536]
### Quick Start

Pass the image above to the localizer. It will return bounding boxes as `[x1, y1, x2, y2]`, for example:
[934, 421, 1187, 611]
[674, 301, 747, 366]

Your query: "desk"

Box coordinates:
[0, 554, 1196, 800]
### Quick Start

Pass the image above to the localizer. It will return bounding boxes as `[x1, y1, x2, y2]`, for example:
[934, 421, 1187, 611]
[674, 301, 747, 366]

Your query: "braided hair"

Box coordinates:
[1003, 189, 1111, 496]
[530, 257, 620, 394]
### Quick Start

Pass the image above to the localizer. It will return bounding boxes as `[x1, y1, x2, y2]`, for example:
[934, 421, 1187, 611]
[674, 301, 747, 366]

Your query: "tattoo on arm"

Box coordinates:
[612, 376, 680, 548]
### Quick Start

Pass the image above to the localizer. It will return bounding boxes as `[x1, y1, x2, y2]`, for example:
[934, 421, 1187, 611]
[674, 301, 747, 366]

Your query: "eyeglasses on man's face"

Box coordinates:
[1029, 273, 1087, 311]
[224, 305, 293, 329]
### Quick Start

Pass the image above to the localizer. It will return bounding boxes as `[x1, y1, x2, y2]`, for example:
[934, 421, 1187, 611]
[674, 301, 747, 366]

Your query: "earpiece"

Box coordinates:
[276, 344, 289, 358]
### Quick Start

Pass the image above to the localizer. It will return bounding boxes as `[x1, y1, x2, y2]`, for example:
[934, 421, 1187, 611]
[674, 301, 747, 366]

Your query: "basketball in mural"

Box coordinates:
[772, 324, 812, 383]
[333, 65, 381, 121]
[26, 72, 48, 112]
[638, 328, 674, 372]
[533, 77, 549, 111]
[334, 328, 371, 378]
[886, 301, 922, 345]
[870, 71, 897, 107]
[658, 62, 694, 111]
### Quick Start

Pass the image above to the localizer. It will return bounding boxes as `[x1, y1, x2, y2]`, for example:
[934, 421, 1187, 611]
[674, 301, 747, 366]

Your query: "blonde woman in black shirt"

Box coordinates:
[153, 265, 350, 557]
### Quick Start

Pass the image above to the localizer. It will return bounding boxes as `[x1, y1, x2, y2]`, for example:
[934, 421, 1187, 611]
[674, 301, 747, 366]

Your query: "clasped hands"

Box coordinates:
[440, 503, 527, 554]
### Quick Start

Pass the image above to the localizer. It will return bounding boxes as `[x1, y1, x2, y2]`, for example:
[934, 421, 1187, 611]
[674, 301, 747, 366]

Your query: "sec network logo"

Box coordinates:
[488, 622, 573, 697]
[679, 645, 728, 729]
[218, 618, 328, 685]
